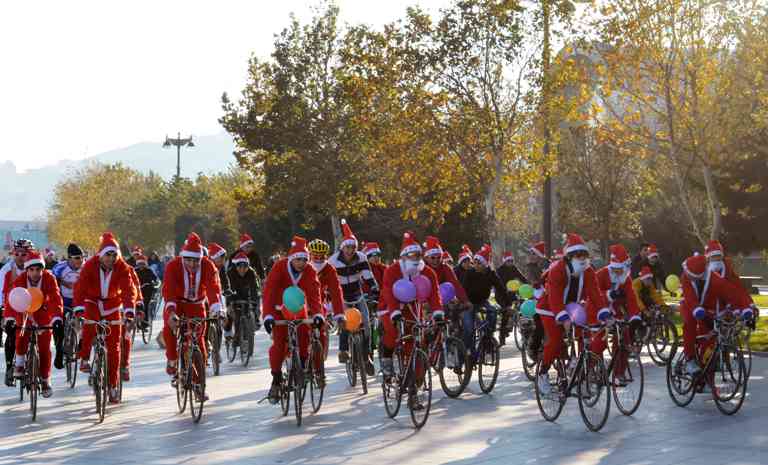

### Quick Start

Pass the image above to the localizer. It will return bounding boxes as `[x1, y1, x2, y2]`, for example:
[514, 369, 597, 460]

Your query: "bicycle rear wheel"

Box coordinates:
[209, 323, 221, 376]
[29, 348, 38, 421]
[478, 335, 500, 394]
[666, 349, 695, 407]
[240, 315, 254, 367]
[713, 345, 747, 416]
[577, 352, 611, 432]
[511, 310, 523, 352]
[408, 348, 432, 429]
[357, 337, 368, 395]
[309, 340, 325, 413]
[612, 348, 644, 416]
[649, 316, 678, 366]
[521, 339, 538, 382]
[438, 336, 471, 398]
[189, 347, 206, 423]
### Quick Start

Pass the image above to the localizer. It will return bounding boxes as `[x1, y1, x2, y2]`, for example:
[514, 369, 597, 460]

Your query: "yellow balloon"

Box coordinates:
[507, 280, 522, 292]
[665, 274, 680, 293]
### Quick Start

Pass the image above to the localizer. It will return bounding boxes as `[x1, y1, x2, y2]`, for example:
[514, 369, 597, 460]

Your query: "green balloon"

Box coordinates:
[520, 299, 537, 318]
[282, 286, 305, 313]
[518, 284, 534, 300]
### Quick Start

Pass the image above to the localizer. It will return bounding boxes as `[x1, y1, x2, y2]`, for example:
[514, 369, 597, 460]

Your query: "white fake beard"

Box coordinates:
[310, 260, 326, 272]
[401, 259, 425, 277]
[708, 262, 725, 276]
[571, 258, 589, 276]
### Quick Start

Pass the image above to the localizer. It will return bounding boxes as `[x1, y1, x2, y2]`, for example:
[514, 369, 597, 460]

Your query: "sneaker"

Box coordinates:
[366, 360, 375, 376]
[41, 381, 53, 398]
[166, 362, 177, 376]
[121, 367, 130, 382]
[194, 386, 209, 402]
[381, 357, 394, 377]
[108, 388, 120, 404]
[685, 359, 702, 376]
[268, 383, 281, 405]
[13, 365, 24, 378]
[408, 394, 425, 411]
[80, 361, 91, 374]
[537, 374, 552, 395]
[4, 369, 15, 387]
[338, 351, 349, 364]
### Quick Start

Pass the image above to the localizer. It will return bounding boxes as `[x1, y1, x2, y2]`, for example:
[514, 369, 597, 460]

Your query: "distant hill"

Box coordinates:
[0, 133, 236, 221]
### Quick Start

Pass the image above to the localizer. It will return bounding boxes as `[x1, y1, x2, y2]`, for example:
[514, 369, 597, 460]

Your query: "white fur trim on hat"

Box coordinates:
[565, 244, 588, 254]
[365, 247, 381, 256]
[474, 254, 488, 266]
[180, 250, 202, 259]
[340, 238, 358, 247]
[99, 246, 118, 257]
[639, 271, 653, 280]
[24, 258, 45, 269]
[424, 248, 442, 257]
[400, 244, 421, 256]
[231, 256, 249, 265]
[288, 251, 309, 261]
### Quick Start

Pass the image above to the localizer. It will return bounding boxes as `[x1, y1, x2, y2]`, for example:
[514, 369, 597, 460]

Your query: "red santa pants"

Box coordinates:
[15, 327, 53, 381]
[79, 304, 123, 388]
[680, 306, 715, 360]
[163, 302, 207, 363]
[541, 315, 568, 370]
[269, 320, 310, 373]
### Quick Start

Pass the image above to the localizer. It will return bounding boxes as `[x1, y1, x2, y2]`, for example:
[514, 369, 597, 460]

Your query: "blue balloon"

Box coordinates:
[283, 286, 305, 313]
[520, 299, 537, 318]
[393, 278, 417, 303]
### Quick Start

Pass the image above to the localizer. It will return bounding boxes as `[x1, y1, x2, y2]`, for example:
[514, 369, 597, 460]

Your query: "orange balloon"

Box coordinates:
[344, 308, 362, 332]
[27, 288, 44, 313]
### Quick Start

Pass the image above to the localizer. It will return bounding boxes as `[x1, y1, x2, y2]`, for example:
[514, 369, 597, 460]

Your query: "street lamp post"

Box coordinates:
[162, 132, 195, 179]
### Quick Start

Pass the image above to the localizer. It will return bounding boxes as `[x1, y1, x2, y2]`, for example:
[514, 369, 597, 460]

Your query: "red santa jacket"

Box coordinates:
[261, 258, 322, 321]
[537, 259, 609, 325]
[314, 262, 344, 317]
[162, 256, 222, 314]
[680, 269, 751, 317]
[427, 262, 469, 304]
[596, 267, 640, 321]
[1, 261, 25, 322]
[7, 271, 64, 326]
[74, 256, 137, 317]
[381, 261, 443, 318]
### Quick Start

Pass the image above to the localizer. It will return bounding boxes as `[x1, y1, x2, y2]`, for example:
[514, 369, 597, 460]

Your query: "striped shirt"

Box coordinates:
[328, 251, 378, 303]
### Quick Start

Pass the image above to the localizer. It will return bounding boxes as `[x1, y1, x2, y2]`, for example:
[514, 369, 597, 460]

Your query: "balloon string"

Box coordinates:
[20, 312, 29, 337]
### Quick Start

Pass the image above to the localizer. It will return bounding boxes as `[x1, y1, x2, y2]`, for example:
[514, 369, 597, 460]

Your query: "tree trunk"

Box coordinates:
[330, 214, 342, 250]
[701, 164, 722, 241]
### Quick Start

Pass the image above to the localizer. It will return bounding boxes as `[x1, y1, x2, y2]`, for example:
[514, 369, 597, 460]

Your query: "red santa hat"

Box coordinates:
[530, 241, 547, 259]
[239, 233, 254, 250]
[564, 233, 588, 255]
[474, 244, 492, 267]
[400, 231, 421, 257]
[639, 266, 653, 281]
[363, 242, 381, 257]
[705, 240, 724, 258]
[207, 242, 226, 260]
[502, 251, 514, 264]
[608, 244, 630, 269]
[24, 249, 45, 269]
[683, 254, 707, 279]
[287, 236, 309, 261]
[180, 232, 204, 259]
[457, 245, 473, 264]
[340, 219, 358, 248]
[98, 232, 120, 257]
[442, 250, 453, 263]
[135, 254, 148, 266]
[231, 251, 250, 266]
[424, 236, 443, 257]
[646, 244, 659, 259]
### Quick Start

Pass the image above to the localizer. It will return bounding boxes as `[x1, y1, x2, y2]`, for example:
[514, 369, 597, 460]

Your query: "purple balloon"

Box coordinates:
[565, 302, 586, 326]
[393, 278, 417, 303]
[413, 274, 432, 301]
[439, 282, 456, 303]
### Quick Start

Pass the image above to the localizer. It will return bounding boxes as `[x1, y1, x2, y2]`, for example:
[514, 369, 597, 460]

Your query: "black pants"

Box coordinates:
[528, 314, 544, 354]
[3, 320, 15, 367]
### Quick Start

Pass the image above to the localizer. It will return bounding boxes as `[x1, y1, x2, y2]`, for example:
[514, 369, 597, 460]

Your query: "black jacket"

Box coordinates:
[461, 267, 510, 307]
[218, 265, 231, 295]
[227, 266, 259, 303]
[497, 263, 528, 300]
[135, 266, 159, 303]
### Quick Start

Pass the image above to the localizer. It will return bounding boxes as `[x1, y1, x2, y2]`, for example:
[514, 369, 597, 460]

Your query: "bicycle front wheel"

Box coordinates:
[292, 352, 304, 427]
[309, 339, 325, 413]
[612, 348, 644, 416]
[666, 349, 695, 407]
[534, 357, 566, 422]
[345, 334, 358, 387]
[713, 344, 747, 416]
[438, 336, 471, 398]
[29, 348, 38, 421]
[649, 316, 678, 366]
[577, 352, 611, 432]
[357, 337, 368, 395]
[383, 347, 404, 418]
[95, 350, 108, 423]
[209, 324, 221, 376]
[477, 336, 500, 394]
[176, 349, 188, 414]
[189, 347, 206, 423]
[240, 315, 254, 367]
[408, 348, 432, 429]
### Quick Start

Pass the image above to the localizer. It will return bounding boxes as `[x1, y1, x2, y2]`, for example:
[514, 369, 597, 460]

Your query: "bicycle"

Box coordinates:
[345, 315, 370, 395]
[534, 322, 612, 432]
[466, 305, 500, 394]
[173, 316, 209, 423]
[303, 323, 326, 413]
[427, 316, 471, 398]
[17, 324, 53, 422]
[138, 282, 161, 345]
[666, 310, 748, 416]
[603, 320, 645, 416]
[641, 305, 678, 366]
[518, 315, 540, 381]
[83, 318, 123, 423]
[62, 308, 79, 388]
[500, 299, 523, 350]
[226, 300, 257, 367]
[381, 309, 432, 429]
[207, 312, 224, 376]
[271, 319, 313, 427]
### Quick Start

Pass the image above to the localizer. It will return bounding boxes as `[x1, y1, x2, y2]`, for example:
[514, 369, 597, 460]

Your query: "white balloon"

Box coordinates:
[9, 287, 31, 312]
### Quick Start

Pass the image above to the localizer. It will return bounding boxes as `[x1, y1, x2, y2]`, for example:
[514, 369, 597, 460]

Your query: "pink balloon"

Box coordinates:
[413, 274, 432, 301]
[9, 287, 32, 313]
[565, 302, 586, 326]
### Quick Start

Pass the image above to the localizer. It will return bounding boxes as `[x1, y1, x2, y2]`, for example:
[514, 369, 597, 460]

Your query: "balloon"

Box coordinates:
[520, 299, 537, 318]
[439, 282, 456, 303]
[413, 274, 432, 301]
[665, 274, 680, 293]
[8, 287, 31, 313]
[393, 278, 417, 303]
[518, 284, 534, 300]
[565, 302, 586, 326]
[344, 307, 362, 332]
[507, 279, 522, 292]
[282, 286, 305, 314]
[27, 288, 44, 313]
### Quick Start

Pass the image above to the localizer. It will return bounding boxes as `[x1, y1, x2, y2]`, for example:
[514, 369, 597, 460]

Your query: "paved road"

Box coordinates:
[1, 326, 767, 465]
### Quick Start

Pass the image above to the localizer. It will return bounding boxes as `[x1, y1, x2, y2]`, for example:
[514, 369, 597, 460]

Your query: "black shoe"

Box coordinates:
[54, 351, 64, 370]
[4, 369, 14, 387]
[366, 360, 375, 377]
[499, 336, 506, 347]
[268, 383, 281, 404]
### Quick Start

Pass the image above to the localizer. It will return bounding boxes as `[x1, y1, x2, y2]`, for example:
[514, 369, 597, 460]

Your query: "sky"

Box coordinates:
[0, 0, 451, 172]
